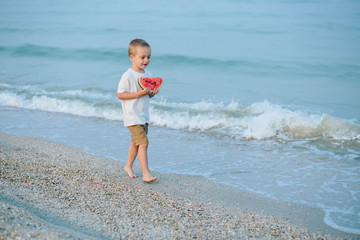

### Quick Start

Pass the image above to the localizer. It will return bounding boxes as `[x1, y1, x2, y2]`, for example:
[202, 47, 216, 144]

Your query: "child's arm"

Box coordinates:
[117, 89, 151, 100]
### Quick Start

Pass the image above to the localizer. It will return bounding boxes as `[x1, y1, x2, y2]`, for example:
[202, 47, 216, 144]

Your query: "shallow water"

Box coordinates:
[1, 0, 359, 234]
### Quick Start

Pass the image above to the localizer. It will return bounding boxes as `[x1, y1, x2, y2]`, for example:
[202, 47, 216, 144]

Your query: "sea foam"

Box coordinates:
[1, 85, 359, 144]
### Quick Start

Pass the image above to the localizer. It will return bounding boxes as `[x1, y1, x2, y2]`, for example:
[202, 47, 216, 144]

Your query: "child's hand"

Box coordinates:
[138, 88, 150, 97]
[149, 88, 159, 98]
[138, 88, 159, 98]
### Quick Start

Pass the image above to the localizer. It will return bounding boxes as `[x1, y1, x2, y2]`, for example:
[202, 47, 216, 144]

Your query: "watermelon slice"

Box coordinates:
[138, 77, 164, 92]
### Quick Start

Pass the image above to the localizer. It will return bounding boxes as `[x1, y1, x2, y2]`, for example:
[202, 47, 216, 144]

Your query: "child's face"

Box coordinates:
[130, 46, 151, 73]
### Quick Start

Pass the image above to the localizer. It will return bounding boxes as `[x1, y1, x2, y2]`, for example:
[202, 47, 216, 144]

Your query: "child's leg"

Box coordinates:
[127, 124, 157, 182]
[124, 142, 138, 178]
[138, 143, 157, 182]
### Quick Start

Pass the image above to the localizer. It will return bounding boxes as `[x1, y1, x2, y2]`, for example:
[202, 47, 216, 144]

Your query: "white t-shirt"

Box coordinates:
[117, 68, 152, 126]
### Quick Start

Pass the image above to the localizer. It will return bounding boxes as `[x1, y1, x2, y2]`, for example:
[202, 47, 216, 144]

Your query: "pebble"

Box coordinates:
[0, 133, 347, 239]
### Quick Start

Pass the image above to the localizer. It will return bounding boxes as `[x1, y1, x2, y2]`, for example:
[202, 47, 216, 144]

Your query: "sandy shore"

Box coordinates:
[0, 132, 357, 239]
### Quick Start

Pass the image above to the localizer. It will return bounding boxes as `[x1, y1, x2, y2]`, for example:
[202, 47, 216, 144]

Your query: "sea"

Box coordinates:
[0, 0, 359, 235]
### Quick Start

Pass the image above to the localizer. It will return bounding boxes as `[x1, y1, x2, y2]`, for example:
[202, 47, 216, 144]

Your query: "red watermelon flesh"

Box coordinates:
[138, 77, 164, 91]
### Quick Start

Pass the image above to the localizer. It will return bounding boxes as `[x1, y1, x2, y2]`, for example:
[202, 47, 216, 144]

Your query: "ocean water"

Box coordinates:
[1, 0, 360, 234]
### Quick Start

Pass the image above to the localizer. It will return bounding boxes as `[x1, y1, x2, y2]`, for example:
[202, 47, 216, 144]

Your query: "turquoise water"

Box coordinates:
[1, 0, 360, 234]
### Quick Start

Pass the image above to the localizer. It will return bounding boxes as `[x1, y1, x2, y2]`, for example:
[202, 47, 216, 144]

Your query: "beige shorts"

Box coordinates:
[128, 124, 149, 146]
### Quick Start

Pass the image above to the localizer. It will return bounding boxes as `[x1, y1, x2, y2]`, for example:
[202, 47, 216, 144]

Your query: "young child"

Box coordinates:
[117, 39, 158, 183]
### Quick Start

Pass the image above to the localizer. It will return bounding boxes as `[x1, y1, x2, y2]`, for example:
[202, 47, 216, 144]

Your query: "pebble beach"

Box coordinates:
[0, 132, 357, 239]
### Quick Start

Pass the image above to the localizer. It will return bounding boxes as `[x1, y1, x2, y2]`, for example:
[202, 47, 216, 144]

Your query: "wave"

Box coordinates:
[1, 83, 359, 145]
[2, 45, 359, 79]
[0, 44, 253, 67]
[0, 44, 128, 62]
[151, 99, 360, 142]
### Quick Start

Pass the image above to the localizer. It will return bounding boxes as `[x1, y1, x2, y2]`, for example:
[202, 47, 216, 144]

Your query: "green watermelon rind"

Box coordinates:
[137, 78, 145, 90]
[138, 77, 164, 90]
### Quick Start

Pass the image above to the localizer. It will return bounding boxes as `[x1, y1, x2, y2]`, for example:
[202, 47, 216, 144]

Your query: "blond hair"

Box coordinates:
[128, 39, 150, 56]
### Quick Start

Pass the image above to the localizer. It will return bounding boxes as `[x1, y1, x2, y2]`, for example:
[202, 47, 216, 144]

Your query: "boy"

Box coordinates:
[117, 39, 158, 183]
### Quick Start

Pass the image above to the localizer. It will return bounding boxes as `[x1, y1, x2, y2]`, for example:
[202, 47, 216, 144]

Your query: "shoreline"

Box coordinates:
[0, 132, 358, 239]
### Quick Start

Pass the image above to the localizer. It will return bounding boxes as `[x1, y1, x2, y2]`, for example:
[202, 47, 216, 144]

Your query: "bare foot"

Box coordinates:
[143, 176, 157, 183]
[124, 166, 137, 178]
